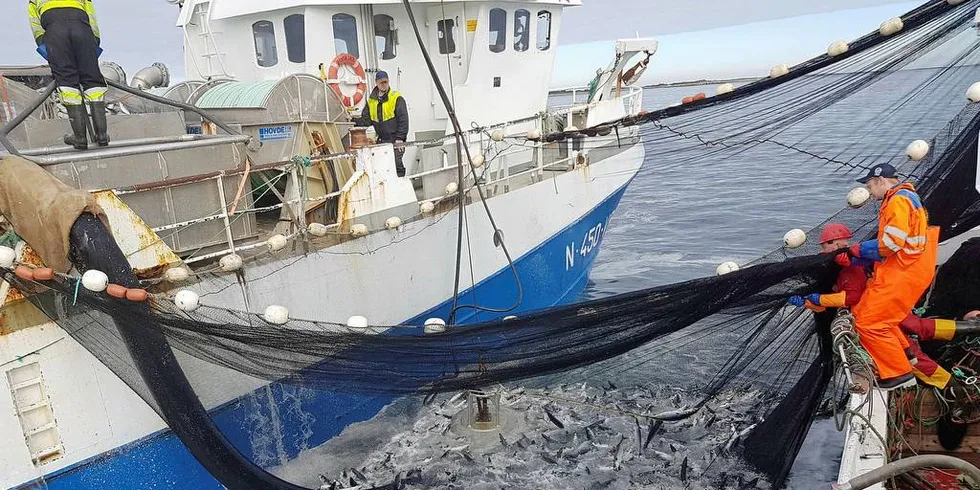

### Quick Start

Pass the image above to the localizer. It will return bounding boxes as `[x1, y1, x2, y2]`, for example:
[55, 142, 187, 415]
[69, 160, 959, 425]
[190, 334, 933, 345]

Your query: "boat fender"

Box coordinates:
[219, 253, 244, 272]
[350, 224, 369, 237]
[308, 223, 329, 237]
[267, 234, 288, 252]
[263, 305, 289, 325]
[82, 269, 109, 292]
[783, 229, 807, 249]
[164, 266, 190, 282]
[0, 245, 15, 268]
[847, 187, 871, 208]
[175, 289, 201, 312]
[906, 140, 929, 161]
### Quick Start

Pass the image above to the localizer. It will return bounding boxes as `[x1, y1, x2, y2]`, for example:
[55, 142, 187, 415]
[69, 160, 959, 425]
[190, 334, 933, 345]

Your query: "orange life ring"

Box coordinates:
[327, 53, 367, 108]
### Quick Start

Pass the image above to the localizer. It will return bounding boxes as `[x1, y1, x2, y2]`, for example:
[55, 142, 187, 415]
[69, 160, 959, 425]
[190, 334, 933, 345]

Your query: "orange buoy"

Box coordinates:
[106, 284, 128, 299]
[33, 268, 55, 281]
[14, 266, 34, 281]
[692, 92, 707, 101]
[682, 96, 695, 104]
[125, 288, 149, 302]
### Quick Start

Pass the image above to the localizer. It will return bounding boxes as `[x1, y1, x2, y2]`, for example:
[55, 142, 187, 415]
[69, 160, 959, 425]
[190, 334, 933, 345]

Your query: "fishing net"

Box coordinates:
[8, 1, 980, 489]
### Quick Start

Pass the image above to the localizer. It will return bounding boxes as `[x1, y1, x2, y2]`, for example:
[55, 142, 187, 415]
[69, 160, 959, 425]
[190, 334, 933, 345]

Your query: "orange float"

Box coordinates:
[692, 92, 707, 101]
[125, 288, 149, 302]
[682, 96, 695, 104]
[14, 265, 33, 281]
[33, 268, 55, 281]
[327, 53, 367, 108]
[106, 284, 128, 299]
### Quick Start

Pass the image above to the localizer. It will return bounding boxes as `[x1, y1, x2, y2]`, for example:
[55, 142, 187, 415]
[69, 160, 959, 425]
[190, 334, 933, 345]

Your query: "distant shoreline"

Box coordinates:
[550, 76, 758, 93]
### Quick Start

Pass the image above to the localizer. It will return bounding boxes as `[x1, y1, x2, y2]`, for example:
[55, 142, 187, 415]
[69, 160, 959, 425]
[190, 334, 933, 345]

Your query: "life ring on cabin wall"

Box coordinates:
[326, 53, 367, 108]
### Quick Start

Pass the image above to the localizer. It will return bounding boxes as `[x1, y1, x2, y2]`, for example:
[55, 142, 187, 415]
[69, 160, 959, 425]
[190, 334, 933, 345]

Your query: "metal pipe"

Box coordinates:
[105, 79, 244, 139]
[834, 455, 980, 490]
[34, 134, 250, 166]
[21, 134, 222, 156]
[0, 81, 56, 156]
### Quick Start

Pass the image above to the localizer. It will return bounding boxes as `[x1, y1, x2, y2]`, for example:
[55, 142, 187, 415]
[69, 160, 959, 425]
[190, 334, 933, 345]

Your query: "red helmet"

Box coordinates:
[820, 223, 852, 244]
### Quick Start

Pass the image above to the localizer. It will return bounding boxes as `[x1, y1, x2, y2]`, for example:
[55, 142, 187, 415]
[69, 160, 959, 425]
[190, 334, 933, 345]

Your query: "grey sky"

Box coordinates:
[561, 0, 912, 43]
[0, 0, 913, 80]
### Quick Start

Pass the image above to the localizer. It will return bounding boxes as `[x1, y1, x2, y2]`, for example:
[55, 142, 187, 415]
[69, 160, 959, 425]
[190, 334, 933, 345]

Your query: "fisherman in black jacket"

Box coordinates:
[356, 71, 409, 176]
[29, 0, 109, 150]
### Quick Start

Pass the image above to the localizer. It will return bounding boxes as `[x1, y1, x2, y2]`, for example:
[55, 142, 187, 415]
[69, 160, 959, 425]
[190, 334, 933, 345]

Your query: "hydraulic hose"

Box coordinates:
[833, 455, 980, 490]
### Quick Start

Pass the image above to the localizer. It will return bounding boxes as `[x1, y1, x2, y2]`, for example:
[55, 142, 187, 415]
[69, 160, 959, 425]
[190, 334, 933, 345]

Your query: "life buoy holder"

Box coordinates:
[326, 53, 367, 108]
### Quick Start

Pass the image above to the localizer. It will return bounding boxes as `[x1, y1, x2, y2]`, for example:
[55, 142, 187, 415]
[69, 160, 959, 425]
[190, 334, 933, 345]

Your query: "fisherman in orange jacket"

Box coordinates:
[846, 163, 939, 390]
[789, 222, 980, 389]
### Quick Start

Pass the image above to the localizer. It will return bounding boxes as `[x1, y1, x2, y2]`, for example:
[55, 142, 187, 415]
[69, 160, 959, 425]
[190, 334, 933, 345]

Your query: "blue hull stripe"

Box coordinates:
[15, 183, 631, 490]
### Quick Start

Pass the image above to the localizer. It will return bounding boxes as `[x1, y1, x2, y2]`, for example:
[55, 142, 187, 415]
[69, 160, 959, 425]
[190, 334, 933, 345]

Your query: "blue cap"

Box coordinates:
[856, 163, 898, 184]
[376, 71, 389, 81]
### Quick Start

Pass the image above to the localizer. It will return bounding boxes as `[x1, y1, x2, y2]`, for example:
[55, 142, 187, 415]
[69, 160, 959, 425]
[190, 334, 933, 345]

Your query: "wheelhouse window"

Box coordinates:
[333, 13, 360, 58]
[437, 19, 456, 54]
[374, 14, 397, 60]
[488, 8, 506, 53]
[252, 20, 278, 67]
[284, 14, 306, 63]
[514, 9, 530, 52]
[536, 11, 552, 51]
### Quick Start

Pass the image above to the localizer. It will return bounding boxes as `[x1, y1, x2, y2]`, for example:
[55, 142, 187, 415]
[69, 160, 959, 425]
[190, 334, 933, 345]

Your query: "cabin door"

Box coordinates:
[427, 5, 468, 120]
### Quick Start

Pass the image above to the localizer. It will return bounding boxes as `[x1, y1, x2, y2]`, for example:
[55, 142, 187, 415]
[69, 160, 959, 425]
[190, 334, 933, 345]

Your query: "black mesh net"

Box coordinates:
[10, 1, 980, 489]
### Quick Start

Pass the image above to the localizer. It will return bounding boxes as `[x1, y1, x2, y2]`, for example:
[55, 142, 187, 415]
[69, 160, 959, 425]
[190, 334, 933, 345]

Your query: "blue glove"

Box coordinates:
[804, 293, 822, 306]
[788, 296, 805, 307]
[36, 44, 48, 61]
[96, 46, 103, 58]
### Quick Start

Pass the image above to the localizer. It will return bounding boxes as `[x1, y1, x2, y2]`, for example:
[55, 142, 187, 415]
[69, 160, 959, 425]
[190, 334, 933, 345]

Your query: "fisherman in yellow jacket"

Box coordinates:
[28, 0, 109, 150]
[847, 163, 940, 390]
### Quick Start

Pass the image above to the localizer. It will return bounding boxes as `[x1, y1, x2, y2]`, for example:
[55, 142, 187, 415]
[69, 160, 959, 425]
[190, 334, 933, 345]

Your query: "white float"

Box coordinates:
[174, 289, 200, 312]
[470, 153, 486, 169]
[424, 318, 447, 334]
[81, 269, 109, 292]
[385, 217, 402, 230]
[267, 234, 288, 252]
[967, 81, 980, 103]
[263, 305, 289, 325]
[879, 17, 903, 36]
[445, 182, 459, 195]
[526, 129, 541, 140]
[847, 187, 872, 208]
[347, 315, 369, 330]
[716, 261, 740, 275]
[308, 222, 329, 237]
[491, 130, 505, 142]
[783, 229, 807, 249]
[164, 266, 190, 282]
[351, 224, 369, 237]
[420, 201, 435, 214]
[219, 253, 243, 272]
[905, 140, 930, 161]
[769, 64, 789, 78]
[715, 83, 735, 95]
[827, 41, 849, 57]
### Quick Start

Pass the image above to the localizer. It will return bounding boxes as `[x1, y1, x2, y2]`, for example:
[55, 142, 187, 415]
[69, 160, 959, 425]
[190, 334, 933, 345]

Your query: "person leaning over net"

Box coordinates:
[788, 222, 974, 390]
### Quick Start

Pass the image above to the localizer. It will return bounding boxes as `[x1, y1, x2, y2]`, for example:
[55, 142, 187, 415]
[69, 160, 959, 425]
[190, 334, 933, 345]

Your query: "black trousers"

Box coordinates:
[41, 8, 104, 91]
[378, 136, 406, 175]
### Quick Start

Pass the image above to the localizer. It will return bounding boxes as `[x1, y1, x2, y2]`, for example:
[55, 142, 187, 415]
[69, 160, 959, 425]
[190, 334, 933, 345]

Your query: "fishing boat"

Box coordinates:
[0, 1, 653, 488]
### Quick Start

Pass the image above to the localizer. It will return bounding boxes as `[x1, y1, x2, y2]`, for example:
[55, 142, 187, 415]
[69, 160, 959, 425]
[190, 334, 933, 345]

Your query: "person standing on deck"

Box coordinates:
[847, 164, 939, 390]
[28, 0, 109, 150]
[355, 71, 409, 177]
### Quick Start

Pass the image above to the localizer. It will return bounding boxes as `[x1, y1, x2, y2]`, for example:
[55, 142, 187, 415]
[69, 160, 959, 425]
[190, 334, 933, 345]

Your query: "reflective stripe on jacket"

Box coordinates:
[28, 0, 100, 43]
[857, 182, 929, 264]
